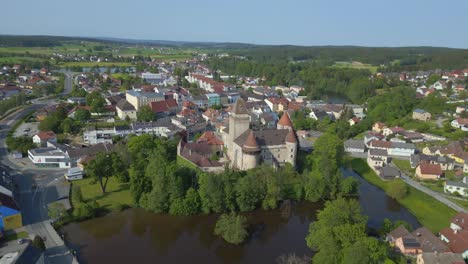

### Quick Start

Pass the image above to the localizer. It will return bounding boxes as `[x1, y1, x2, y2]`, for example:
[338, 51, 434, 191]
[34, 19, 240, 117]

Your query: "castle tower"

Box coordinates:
[285, 129, 297, 167]
[277, 112, 293, 130]
[228, 98, 250, 156]
[241, 130, 260, 170]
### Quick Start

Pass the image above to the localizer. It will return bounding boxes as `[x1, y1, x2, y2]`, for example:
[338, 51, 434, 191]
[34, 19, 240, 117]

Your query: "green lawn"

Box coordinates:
[72, 177, 131, 211]
[448, 198, 468, 209]
[393, 159, 414, 174]
[346, 158, 457, 233]
[4, 231, 28, 242]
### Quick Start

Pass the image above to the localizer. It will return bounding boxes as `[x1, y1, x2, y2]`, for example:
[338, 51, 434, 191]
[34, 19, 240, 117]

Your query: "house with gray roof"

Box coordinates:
[445, 177, 468, 197]
[344, 139, 366, 153]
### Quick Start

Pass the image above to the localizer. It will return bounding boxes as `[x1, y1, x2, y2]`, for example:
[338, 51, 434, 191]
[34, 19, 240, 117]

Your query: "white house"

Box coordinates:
[65, 167, 84, 181]
[32, 131, 57, 147]
[116, 100, 137, 120]
[451, 118, 468, 131]
[344, 139, 366, 153]
[444, 178, 468, 197]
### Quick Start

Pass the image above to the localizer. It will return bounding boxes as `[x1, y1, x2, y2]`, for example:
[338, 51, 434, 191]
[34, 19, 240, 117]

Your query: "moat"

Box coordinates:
[61, 169, 420, 264]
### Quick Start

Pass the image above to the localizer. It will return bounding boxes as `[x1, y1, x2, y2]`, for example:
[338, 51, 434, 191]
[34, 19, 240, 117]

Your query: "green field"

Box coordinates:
[331, 61, 378, 73]
[72, 177, 132, 211]
[0, 56, 46, 64]
[393, 159, 414, 174]
[59, 62, 134, 68]
[346, 158, 457, 233]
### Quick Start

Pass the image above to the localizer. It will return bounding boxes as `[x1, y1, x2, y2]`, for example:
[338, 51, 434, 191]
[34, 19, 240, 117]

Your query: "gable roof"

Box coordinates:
[418, 163, 442, 176]
[116, 100, 135, 111]
[278, 112, 293, 127]
[35, 131, 56, 140]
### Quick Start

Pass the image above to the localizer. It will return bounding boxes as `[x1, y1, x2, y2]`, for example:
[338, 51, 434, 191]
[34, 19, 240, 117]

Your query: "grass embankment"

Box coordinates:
[346, 158, 456, 233]
[4, 231, 28, 242]
[72, 177, 131, 212]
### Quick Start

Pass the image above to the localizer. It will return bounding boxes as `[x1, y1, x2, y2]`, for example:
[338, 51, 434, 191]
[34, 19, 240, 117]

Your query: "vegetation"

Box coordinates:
[32, 236, 46, 251]
[214, 213, 249, 245]
[85, 152, 128, 193]
[387, 180, 408, 200]
[136, 105, 156, 122]
[6, 136, 36, 156]
[306, 198, 391, 264]
[347, 158, 456, 232]
[4, 231, 28, 242]
[0, 93, 27, 117]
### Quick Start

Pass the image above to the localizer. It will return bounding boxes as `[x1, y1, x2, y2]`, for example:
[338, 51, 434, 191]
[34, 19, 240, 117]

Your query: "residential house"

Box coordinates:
[32, 131, 57, 147]
[205, 93, 221, 107]
[150, 99, 178, 117]
[410, 154, 455, 171]
[378, 166, 400, 180]
[126, 90, 164, 110]
[309, 108, 329, 121]
[383, 126, 405, 137]
[451, 118, 468, 131]
[372, 122, 387, 133]
[445, 177, 468, 197]
[364, 132, 385, 147]
[116, 100, 137, 120]
[344, 139, 366, 153]
[369, 140, 416, 157]
[413, 109, 432, 121]
[415, 163, 443, 180]
[348, 117, 361, 126]
[416, 252, 464, 264]
[388, 225, 447, 256]
[440, 212, 468, 258]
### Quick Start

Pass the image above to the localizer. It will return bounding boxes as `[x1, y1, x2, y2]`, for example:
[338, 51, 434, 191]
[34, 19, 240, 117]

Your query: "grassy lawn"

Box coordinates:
[72, 177, 131, 211]
[59, 62, 134, 68]
[346, 158, 457, 233]
[393, 159, 415, 174]
[448, 198, 468, 209]
[4, 231, 29, 242]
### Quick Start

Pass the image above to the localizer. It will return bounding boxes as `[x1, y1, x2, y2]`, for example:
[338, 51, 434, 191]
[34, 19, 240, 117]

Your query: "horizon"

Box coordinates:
[2, 0, 468, 49]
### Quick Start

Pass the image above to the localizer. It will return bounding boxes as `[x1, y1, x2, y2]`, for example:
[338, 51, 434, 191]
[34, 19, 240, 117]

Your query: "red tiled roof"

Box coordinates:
[243, 130, 260, 152]
[440, 227, 468, 253]
[36, 131, 56, 140]
[150, 101, 168, 113]
[419, 163, 442, 175]
[285, 129, 297, 143]
[370, 140, 392, 149]
[278, 112, 293, 127]
[197, 131, 224, 145]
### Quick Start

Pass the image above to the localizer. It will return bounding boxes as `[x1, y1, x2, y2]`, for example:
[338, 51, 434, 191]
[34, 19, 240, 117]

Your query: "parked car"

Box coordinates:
[17, 238, 26, 244]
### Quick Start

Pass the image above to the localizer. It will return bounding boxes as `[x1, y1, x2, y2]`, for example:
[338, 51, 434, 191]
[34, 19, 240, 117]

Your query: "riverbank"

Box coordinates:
[345, 158, 456, 233]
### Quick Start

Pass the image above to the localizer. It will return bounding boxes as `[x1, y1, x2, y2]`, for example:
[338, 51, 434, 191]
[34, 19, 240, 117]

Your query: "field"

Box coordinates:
[72, 177, 132, 211]
[58, 62, 134, 68]
[346, 158, 457, 233]
[393, 159, 414, 174]
[331, 61, 378, 73]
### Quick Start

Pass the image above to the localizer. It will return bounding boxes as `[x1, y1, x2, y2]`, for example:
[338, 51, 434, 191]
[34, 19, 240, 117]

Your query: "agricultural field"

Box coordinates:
[331, 61, 378, 73]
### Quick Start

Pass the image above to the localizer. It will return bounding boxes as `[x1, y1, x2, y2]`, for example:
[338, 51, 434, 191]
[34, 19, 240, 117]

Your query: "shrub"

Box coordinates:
[214, 213, 248, 245]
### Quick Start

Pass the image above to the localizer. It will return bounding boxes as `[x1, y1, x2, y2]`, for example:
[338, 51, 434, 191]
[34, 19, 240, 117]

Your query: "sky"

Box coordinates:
[2, 0, 468, 48]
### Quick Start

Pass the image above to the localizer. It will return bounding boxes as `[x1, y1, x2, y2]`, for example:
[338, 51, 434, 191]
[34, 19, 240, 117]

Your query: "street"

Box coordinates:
[0, 73, 76, 263]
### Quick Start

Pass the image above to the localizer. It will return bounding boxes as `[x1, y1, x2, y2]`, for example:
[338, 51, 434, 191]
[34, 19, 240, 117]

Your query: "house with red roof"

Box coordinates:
[150, 99, 178, 116]
[33, 131, 57, 147]
[415, 163, 443, 180]
[440, 212, 468, 259]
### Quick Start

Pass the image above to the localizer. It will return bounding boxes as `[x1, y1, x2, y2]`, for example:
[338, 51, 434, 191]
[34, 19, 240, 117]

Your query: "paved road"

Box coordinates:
[0, 96, 76, 261]
[348, 153, 467, 213]
[390, 162, 467, 213]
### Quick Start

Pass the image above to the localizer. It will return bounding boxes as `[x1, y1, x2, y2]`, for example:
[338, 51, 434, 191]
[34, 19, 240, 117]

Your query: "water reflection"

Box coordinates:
[62, 169, 420, 264]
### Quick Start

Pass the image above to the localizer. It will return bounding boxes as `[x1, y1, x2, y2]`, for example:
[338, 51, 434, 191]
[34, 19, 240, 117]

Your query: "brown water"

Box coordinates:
[61, 169, 420, 264]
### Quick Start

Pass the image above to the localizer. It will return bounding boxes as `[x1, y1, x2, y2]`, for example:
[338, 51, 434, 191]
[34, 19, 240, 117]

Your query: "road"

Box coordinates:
[0, 74, 76, 263]
[391, 162, 467, 213]
[348, 153, 467, 213]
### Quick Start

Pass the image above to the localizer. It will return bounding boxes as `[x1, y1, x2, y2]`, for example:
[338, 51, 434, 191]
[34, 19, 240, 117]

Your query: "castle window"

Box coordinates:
[291, 155, 293, 158]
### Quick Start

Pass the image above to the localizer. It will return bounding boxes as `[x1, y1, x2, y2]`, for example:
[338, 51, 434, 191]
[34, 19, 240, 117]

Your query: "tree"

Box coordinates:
[198, 173, 225, 213]
[48, 202, 67, 220]
[71, 185, 84, 205]
[387, 180, 408, 200]
[74, 108, 91, 121]
[137, 105, 155, 122]
[342, 237, 388, 264]
[426, 74, 441, 86]
[306, 198, 368, 264]
[85, 152, 114, 193]
[340, 177, 360, 197]
[86, 91, 105, 113]
[214, 213, 248, 245]
[32, 236, 46, 251]
[235, 173, 264, 212]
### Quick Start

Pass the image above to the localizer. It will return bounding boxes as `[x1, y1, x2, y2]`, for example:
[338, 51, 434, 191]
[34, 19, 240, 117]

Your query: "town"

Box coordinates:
[0, 25, 467, 264]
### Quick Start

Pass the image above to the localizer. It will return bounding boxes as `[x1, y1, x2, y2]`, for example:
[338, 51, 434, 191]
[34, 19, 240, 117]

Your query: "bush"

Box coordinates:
[214, 213, 248, 245]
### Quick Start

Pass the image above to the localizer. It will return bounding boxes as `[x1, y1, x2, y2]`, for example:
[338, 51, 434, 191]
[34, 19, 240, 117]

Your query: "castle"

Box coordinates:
[222, 98, 297, 170]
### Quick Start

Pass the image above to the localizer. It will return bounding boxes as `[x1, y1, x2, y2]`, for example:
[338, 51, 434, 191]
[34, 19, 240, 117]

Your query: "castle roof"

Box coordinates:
[232, 98, 248, 115]
[278, 112, 293, 127]
[243, 130, 260, 152]
[234, 129, 290, 147]
[285, 129, 297, 143]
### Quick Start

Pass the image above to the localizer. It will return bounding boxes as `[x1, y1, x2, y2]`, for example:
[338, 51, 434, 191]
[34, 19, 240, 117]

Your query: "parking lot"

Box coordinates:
[13, 122, 39, 138]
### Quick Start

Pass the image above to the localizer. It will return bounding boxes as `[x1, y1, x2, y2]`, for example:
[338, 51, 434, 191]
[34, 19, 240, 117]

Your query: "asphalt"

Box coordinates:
[0, 73, 77, 263]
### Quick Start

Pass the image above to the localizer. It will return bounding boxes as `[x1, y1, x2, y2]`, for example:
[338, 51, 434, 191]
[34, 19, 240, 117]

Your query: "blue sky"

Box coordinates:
[2, 0, 468, 48]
